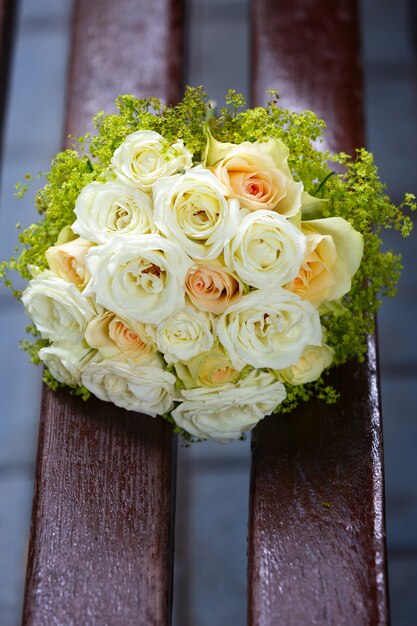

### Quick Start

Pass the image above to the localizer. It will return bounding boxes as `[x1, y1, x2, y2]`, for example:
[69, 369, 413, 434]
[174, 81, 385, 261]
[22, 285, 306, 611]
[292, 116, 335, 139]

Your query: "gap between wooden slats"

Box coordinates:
[248, 1, 388, 625]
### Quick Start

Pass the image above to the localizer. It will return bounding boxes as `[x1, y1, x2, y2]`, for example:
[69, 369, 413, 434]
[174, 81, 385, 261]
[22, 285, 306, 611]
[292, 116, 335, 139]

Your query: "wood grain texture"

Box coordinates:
[23, 0, 183, 623]
[248, 1, 389, 624]
[251, 0, 364, 153]
[65, 0, 184, 136]
[23, 390, 177, 625]
[248, 340, 388, 625]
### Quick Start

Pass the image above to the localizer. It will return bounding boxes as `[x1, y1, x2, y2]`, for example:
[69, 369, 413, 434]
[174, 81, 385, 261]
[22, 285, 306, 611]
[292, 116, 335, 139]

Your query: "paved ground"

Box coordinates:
[0, 0, 416, 624]
[0, 1, 73, 623]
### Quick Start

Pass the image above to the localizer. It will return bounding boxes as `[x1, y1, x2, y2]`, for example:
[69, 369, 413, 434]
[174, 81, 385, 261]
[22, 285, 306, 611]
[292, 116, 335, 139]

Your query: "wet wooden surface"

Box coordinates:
[22, 0, 183, 624]
[248, 1, 388, 624]
[23, 391, 177, 626]
[251, 0, 364, 154]
[66, 0, 184, 136]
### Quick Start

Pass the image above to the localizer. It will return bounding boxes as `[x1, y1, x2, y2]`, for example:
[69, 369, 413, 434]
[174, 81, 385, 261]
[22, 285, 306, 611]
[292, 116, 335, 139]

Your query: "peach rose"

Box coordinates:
[45, 237, 93, 288]
[285, 217, 364, 308]
[174, 344, 241, 389]
[85, 311, 156, 362]
[204, 130, 303, 216]
[274, 343, 334, 385]
[185, 261, 243, 314]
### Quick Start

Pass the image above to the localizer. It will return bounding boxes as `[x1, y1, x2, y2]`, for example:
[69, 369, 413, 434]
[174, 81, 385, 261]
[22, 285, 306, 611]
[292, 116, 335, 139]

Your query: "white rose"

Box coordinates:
[72, 181, 155, 243]
[110, 130, 192, 191]
[172, 370, 286, 442]
[217, 288, 322, 370]
[81, 355, 176, 416]
[153, 166, 239, 259]
[224, 209, 306, 289]
[275, 343, 334, 385]
[39, 342, 95, 385]
[85, 234, 192, 325]
[22, 271, 97, 343]
[156, 306, 214, 364]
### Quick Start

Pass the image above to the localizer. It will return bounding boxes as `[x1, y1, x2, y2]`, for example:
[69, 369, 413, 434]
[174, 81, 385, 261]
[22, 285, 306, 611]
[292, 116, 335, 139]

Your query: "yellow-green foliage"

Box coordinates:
[1, 87, 415, 409]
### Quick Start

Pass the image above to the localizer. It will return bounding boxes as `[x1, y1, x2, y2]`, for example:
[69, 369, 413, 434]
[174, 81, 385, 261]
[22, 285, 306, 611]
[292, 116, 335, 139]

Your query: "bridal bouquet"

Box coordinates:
[2, 88, 414, 442]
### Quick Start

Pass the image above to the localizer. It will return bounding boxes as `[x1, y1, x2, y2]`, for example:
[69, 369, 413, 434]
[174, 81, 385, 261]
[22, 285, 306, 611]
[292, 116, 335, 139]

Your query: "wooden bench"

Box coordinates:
[0, 0, 389, 624]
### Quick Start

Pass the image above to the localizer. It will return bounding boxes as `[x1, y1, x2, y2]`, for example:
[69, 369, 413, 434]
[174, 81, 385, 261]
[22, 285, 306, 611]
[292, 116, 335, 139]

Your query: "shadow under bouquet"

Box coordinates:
[1, 88, 414, 443]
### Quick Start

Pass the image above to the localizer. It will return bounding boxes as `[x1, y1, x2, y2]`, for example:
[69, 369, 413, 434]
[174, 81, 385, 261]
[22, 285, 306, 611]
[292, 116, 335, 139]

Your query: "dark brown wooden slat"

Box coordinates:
[251, 0, 364, 154]
[248, 1, 389, 624]
[66, 0, 184, 136]
[23, 391, 177, 625]
[22, 0, 183, 623]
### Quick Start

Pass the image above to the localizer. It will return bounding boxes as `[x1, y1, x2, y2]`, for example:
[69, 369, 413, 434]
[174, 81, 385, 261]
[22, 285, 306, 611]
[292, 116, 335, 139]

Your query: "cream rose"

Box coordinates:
[72, 182, 155, 243]
[153, 166, 239, 259]
[84, 234, 192, 325]
[45, 237, 93, 288]
[217, 289, 322, 370]
[174, 344, 241, 389]
[110, 130, 192, 191]
[22, 271, 97, 343]
[275, 343, 334, 385]
[285, 217, 364, 307]
[81, 355, 176, 416]
[156, 307, 214, 364]
[85, 311, 156, 362]
[39, 342, 95, 385]
[172, 370, 286, 442]
[185, 260, 243, 314]
[224, 209, 306, 289]
[205, 131, 303, 216]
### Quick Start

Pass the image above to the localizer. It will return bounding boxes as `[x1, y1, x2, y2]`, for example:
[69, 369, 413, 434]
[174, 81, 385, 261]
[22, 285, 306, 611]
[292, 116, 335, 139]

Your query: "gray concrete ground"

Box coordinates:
[0, 1, 416, 624]
[0, 1, 72, 624]
[361, 2, 417, 623]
